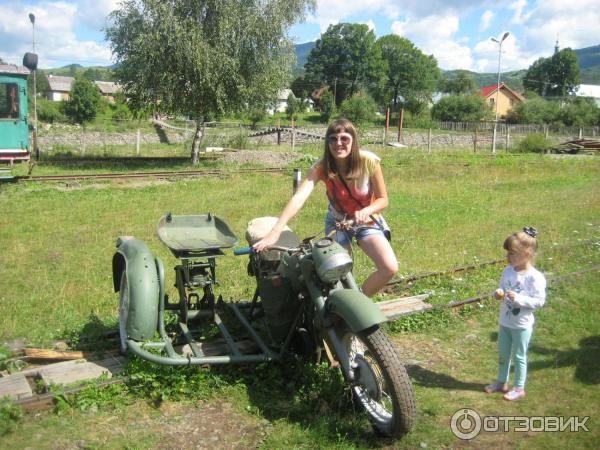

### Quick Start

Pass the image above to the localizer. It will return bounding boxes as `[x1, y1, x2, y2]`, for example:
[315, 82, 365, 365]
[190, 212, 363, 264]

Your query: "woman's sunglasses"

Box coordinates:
[327, 134, 352, 145]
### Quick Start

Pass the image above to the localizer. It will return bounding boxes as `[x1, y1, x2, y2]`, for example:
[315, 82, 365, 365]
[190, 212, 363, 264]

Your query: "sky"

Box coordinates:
[1, 0, 599, 73]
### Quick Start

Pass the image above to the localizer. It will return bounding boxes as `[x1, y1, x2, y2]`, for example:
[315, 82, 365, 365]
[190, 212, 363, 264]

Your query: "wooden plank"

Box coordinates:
[0, 373, 33, 400]
[38, 356, 125, 386]
[24, 348, 92, 360]
[376, 294, 433, 320]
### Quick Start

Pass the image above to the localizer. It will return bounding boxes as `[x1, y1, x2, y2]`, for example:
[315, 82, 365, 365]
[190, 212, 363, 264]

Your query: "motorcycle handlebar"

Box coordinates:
[233, 247, 251, 256]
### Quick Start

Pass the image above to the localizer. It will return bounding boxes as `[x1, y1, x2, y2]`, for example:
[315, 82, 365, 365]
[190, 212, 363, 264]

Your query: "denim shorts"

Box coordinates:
[324, 207, 388, 246]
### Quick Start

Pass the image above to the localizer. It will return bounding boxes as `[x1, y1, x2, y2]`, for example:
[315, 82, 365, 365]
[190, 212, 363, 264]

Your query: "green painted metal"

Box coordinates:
[112, 237, 160, 341]
[0, 68, 30, 154]
[327, 289, 387, 332]
[126, 339, 272, 365]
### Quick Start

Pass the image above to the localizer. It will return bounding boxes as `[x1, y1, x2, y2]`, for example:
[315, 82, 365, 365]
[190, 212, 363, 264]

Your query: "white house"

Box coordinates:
[267, 89, 294, 115]
[576, 84, 600, 106]
[46, 75, 74, 101]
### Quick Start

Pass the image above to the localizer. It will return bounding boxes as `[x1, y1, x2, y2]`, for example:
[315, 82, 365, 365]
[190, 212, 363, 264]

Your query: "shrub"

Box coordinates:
[514, 133, 550, 153]
[431, 94, 490, 122]
[319, 91, 336, 123]
[64, 78, 101, 124]
[36, 98, 67, 123]
[338, 92, 377, 126]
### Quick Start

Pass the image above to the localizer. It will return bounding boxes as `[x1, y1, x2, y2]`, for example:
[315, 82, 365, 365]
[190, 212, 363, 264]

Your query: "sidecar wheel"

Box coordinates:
[118, 271, 129, 355]
[340, 325, 416, 438]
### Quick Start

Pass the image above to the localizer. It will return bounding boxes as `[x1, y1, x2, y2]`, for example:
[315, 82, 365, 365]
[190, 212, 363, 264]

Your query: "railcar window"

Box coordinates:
[0, 83, 20, 119]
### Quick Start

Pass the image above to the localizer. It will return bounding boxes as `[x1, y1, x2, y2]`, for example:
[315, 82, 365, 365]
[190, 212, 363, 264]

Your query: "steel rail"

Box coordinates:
[15, 167, 288, 182]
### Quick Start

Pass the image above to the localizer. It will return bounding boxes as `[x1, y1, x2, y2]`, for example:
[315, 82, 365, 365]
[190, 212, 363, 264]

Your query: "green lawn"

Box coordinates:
[0, 149, 598, 448]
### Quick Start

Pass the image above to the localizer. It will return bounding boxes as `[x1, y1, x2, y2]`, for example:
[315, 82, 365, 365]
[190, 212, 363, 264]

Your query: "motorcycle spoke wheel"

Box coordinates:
[341, 325, 416, 438]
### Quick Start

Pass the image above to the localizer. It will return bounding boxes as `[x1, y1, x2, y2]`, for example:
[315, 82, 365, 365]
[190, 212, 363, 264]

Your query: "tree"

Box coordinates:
[338, 92, 377, 126]
[373, 35, 439, 112]
[304, 23, 383, 106]
[64, 78, 101, 124]
[319, 90, 336, 123]
[106, 0, 314, 164]
[439, 70, 477, 94]
[523, 48, 580, 98]
[431, 94, 490, 122]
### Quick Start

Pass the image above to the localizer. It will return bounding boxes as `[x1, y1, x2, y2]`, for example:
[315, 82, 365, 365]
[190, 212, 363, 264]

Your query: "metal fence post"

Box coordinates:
[136, 129, 140, 156]
[293, 168, 301, 195]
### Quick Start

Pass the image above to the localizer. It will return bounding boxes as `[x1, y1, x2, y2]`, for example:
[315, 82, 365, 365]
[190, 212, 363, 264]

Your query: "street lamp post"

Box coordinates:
[28, 13, 39, 159]
[490, 31, 509, 155]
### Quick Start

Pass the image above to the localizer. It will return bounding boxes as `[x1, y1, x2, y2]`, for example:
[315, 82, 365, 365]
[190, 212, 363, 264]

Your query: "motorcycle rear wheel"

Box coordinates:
[340, 324, 416, 438]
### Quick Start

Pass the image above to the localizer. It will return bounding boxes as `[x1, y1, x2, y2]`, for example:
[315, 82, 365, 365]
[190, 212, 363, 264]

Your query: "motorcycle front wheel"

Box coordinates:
[340, 324, 416, 438]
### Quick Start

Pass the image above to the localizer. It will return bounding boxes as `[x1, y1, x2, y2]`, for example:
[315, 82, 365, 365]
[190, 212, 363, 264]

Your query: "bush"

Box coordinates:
[338, 92, 377, 126]
[431, 94, 491, 122]
[64, 78, 101, 124]
[514, 133, 550, 153]
[36, 98, 67, 123]
[319, 91, 336, 123]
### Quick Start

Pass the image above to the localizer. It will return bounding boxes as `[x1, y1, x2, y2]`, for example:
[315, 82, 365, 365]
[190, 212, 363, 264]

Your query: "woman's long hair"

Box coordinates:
[322, 118, 361, 179]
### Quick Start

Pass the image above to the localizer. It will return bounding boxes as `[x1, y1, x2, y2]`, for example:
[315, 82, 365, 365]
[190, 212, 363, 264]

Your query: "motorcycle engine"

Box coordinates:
[312, 238, 353, 284]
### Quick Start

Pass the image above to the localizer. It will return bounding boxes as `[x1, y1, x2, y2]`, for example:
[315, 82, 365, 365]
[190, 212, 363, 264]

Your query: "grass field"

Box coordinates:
[0, 146, 599, 449]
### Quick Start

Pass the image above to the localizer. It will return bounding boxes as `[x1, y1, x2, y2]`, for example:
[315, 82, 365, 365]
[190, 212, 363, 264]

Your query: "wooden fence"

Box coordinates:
[439, 121, 600, 137]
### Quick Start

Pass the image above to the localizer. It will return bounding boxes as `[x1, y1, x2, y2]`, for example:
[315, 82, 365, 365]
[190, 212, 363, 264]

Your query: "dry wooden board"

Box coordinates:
[0, 373, 32, 400]
[38, 356, 125, 386]
[377, 294, 433, 320]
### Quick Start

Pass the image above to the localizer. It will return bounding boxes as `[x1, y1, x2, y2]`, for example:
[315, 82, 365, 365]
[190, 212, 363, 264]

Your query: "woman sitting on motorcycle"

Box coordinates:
[253, 118, 397, 296]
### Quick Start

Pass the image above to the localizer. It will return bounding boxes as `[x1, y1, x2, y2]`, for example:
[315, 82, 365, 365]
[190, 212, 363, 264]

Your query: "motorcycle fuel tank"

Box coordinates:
[312, 238, 353, 283]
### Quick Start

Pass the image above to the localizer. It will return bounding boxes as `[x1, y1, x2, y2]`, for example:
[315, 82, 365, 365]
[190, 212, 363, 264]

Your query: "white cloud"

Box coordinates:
[392, 14, 474, 70]
[0, 1, 114, 68]
[518, 0, 600, 55]
[472, 33, 537, 72]
[509, 0, 531, 24]
[479, 10, 493, 31]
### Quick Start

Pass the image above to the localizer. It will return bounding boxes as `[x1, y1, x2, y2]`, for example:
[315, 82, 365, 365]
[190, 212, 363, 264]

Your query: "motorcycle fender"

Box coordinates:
[327, 289, 387, 333]
[112, 237, 160, 341]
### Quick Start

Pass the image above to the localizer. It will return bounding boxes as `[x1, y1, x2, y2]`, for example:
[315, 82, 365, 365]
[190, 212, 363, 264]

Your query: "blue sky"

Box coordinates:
[1, 0, 599, 72]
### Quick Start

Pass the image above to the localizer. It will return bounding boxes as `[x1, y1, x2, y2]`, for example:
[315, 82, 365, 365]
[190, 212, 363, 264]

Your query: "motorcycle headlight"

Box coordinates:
[313, 238, 353, 283]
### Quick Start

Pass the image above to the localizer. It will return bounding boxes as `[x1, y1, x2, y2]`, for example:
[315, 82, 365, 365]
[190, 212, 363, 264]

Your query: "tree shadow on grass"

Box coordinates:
[527, 335, 600, 384]
[406, 364, 486, 392]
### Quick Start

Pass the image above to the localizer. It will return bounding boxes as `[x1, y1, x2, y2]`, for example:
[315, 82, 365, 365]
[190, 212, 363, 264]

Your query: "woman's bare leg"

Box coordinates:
[357, 235, 398, 296]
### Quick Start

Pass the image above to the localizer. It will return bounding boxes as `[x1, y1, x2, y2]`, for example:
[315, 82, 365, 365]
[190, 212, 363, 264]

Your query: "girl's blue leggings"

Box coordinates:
[497, 325, 533, 388]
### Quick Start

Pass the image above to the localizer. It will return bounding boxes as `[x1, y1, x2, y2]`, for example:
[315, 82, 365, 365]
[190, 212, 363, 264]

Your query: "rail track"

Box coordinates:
[14, 167, 288, 182]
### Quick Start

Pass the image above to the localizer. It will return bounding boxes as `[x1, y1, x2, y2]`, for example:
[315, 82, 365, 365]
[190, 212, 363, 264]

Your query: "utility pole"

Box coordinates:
[29, 13, 39, 159]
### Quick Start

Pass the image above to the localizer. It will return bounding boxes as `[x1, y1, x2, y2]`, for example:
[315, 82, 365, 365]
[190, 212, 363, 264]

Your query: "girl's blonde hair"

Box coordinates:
[503, 228, 538, 255]
[322, 118, 361, 179]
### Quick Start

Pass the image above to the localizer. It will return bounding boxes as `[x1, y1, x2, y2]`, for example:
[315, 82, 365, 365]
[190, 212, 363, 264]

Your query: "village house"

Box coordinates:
[45, 74, 74, 101]
[480, 82, 525, 117]
[45, 74, 122, 102]
[576, 84, 600, 106]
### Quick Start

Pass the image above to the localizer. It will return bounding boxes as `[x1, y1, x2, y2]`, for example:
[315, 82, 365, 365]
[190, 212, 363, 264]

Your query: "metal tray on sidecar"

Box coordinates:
[157, 213, 239, 259]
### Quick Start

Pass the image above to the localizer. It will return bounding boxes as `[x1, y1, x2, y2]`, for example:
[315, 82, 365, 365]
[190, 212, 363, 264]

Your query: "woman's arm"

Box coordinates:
[354, 163, 389, 224]
[252, 165, 320, 251]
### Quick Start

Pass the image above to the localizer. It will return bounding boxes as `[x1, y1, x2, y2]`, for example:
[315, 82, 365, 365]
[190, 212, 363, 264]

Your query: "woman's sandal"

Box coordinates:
[503, 388, 526, 401]
[484, 382, 509, 394]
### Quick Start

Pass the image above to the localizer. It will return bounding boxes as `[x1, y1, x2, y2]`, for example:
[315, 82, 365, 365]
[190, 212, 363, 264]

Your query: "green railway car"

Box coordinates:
[0, 64, 30, 168]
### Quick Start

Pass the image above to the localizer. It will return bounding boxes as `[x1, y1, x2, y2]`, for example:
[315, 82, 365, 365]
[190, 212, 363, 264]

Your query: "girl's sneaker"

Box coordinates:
[484, 382, 508, 394]
[503, 388, 526, 401]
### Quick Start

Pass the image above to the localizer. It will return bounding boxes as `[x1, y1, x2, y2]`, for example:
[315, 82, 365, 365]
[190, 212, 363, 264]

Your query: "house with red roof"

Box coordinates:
[480, 82, 525, 118]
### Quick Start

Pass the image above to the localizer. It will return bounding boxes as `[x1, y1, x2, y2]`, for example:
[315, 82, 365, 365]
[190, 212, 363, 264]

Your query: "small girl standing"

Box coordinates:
[484, 227, 547, 401]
